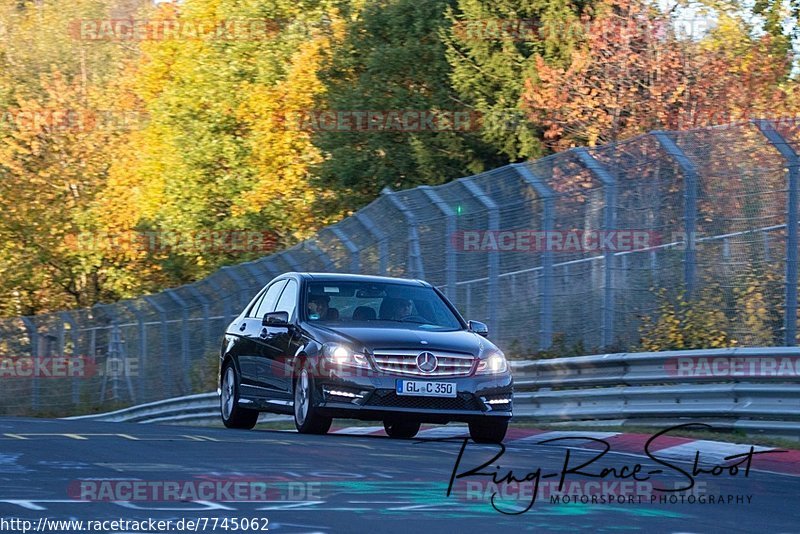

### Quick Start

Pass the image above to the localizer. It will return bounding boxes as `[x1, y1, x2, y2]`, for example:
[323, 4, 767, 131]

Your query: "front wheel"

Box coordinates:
[468, 419, 508, 444]
[383, 420, 421, 439]
[293, 361, 332, 435]
[220, 363, 258, 429]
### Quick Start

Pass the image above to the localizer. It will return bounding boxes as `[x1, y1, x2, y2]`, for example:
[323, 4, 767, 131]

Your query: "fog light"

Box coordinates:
[481, 395, 512, 411]
[323, 386, 365, 402]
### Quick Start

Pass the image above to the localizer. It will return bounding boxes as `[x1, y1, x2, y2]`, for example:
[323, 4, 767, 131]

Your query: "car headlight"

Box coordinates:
[476, 351, 508, 375]
[322, 343, 370, 369]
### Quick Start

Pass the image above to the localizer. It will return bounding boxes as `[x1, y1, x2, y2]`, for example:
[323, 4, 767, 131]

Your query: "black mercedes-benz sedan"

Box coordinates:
[218, 273, 513, 442]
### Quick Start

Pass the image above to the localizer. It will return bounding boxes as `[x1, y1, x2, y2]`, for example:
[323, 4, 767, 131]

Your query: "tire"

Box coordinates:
[220, 362, 259, 429]
[383, 420, 421, 439]
[293, 360, 332, 435]
[468, 419, 508, 444]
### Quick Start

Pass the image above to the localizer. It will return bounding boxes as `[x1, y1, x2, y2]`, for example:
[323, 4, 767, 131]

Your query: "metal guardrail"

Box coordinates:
[65, 393, 289, 426]
[510, 347, 800, 439]
[67, 347, 800, 438]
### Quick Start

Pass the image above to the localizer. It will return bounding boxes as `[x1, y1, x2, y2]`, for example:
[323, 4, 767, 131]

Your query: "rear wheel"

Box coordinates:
[293, 360, 332, 435]
[383, 420, 421, 439]
[468, 419, 508, 444]
[220, 363, 258, 429]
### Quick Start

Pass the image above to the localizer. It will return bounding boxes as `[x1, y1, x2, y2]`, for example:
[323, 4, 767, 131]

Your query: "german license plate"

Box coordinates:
[396, 380, 456, 397]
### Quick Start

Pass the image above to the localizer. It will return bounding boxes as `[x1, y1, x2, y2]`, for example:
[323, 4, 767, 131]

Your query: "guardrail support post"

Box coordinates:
[512, 163, 555, 350]
[653, 131, 698, 297]
[420, 186, 456, 298]
[576, 148, 617, 349]
[755, 120, 799, 345]
[327, 226, 361, 273]
[459, 178, 499, 339]
[381, 188, 425, 279]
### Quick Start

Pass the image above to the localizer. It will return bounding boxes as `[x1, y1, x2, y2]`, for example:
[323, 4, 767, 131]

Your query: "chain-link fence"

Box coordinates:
[2, 119, 800, 416]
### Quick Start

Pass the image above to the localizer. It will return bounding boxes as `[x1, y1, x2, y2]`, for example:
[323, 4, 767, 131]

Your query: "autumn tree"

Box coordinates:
[443, 0, 595, 160]
[96, 0, 339, 287]
[313, 0, 505, 208]
[522, 0, 798, 151]
[0, 0, 141, 315]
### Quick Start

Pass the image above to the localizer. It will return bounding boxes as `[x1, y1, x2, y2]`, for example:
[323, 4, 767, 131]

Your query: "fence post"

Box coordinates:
[143, 295, 174, 398]
[355, 212, 389, 275]
[652, 131, 698, 297]
[21, 317, 39, 411]
[243, 262, 270, 285]
[575, 148, 617, 349]
[754, 120, 799, 346]
[381, 188, 425, 278]
[512, 163, 555, 350]
[419, 186, 456, 298]
[59, 311, 81, 406]
[187, 284, 211, 354]
[280, 250, 303, 272]
[262, 258, 281, 278]
[304, 240, 336, 272]
[164, 289, 190, 392]
[203, 275, 233, 325]
[327, 226, 360, 273]
[122, 300, 147, 403]
[220, 265, 251, 309]
[459, 178, 499, 339]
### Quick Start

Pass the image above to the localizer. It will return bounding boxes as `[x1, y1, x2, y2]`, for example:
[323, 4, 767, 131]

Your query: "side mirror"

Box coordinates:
[263, 311, 290, 327]
[468, 320, 489, 337]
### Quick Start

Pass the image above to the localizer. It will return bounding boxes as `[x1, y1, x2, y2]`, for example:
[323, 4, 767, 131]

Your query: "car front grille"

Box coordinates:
[365, 390, 484, 412]
[371, 350, 475, 377]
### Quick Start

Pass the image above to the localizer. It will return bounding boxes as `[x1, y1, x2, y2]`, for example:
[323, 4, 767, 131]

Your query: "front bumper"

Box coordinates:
[313, 367, 513, 424]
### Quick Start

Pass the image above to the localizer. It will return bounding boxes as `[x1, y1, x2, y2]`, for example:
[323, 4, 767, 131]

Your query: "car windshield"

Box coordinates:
[303, 280, 463, 330]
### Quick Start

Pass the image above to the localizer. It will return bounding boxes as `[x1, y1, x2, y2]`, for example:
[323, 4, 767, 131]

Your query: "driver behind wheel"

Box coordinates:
[380, 297, 413, 320]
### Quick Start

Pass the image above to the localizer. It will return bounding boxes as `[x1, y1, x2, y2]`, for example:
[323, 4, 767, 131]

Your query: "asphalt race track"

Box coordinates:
[0, 418, 798, 533]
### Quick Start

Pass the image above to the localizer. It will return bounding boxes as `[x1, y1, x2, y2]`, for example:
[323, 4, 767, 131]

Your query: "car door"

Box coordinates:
[254, 279, 299, 400]
[238, 279, 287, 397]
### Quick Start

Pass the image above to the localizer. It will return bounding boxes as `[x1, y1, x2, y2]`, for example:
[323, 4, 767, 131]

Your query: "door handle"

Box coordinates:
[260, 328, 271, 339]
[239, 322, 247, 332]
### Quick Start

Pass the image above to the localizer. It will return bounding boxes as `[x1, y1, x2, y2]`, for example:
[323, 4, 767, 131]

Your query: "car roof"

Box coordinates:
[286, 272, 430, 287]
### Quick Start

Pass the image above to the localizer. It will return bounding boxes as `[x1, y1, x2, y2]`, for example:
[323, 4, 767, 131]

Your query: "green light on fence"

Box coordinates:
[456, 204, 463, 216]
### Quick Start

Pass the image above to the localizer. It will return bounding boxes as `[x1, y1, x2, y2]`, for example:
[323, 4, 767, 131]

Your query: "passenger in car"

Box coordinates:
[380, 298, 413, 320]
[308, 294, 339, 320]
[352, 306, 377, 321]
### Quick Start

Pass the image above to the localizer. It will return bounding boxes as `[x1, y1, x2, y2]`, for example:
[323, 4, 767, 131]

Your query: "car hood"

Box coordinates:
[305, 324, 494, 355]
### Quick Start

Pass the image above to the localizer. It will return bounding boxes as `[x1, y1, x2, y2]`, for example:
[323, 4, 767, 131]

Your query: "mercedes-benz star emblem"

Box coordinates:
[416, 352, 438, 373]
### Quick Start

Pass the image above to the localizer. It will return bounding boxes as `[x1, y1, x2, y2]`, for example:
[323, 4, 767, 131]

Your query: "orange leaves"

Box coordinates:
[521, 0, 799, 152]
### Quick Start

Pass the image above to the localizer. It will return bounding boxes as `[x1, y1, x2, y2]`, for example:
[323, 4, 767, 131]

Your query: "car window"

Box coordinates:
[275, 279, 299, 320]
[303, 281, 462, 330]
[250, 280, 287, 319]
[245, 287, 269, 318]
